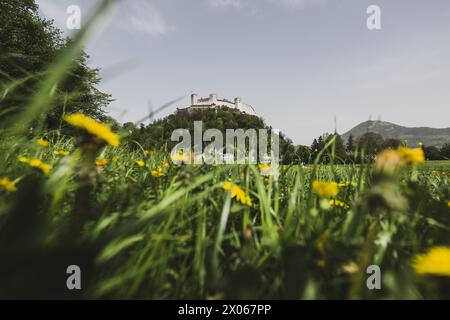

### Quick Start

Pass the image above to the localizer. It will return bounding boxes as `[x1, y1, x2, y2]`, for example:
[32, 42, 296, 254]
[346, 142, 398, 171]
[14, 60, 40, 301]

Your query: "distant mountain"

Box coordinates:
[341, 121, 450, 148]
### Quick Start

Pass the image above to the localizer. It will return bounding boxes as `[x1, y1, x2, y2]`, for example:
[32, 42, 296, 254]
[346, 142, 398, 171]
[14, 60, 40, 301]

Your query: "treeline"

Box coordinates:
[123, 111, 450, 165]
[295, 132, 450, 164]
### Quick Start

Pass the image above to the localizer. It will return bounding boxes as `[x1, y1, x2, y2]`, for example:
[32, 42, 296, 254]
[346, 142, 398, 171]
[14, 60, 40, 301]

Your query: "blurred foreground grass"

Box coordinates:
[0, 132, 449, 299]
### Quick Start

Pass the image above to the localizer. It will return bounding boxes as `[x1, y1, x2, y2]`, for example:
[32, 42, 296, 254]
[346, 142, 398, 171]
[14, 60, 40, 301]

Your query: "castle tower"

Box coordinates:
[210, 93, 218, 104]
[234, 97, 241, 111]
[191, 93, 198, 105]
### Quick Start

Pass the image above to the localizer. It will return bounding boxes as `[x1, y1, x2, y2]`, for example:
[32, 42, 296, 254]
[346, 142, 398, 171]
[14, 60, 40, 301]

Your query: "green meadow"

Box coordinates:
[1, 0, 449, 300]
[0, 132, 449, 298]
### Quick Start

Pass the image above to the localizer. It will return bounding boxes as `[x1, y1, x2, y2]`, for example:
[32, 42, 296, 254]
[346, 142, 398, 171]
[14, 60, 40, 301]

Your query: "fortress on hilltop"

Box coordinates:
[176, 93, 256, 116]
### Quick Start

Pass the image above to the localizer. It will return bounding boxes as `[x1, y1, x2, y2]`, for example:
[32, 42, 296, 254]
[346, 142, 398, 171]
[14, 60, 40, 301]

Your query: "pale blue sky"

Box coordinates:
[37, 0, 450, 145]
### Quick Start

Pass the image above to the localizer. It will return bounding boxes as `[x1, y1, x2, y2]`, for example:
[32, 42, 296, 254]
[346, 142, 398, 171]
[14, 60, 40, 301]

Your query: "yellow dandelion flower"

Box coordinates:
[29, 159, 52, 175]
[222, 181, 252, 206]
[96, 159, 109, 167]
[312, 180, 339, 198]
[316, 259, 326, 268]
[342, 261, 359, 274]
[18, 156, 29, 163]
[329, 199, 350, 209]
[0, 177, 17, 192]
[162, 160, 170, 169]
[375, 149, 402, 172]
[412, 246, 450, 276]
[447, 201, 450, 208]
[151, 170, 165, 177]
[338, 181, 356, 188]
[144, 150, 154, 156]
[315, 238, 326, 254]
[135, 160, 145, 168]
[64, 113, 120, 148]
[397, 147, 424, 165]
[53, 151, 69, 157]
[18, 157, 52, 175]
[258, 163, 271, 173]
[36, 138, 50, 148]
[171, 150, 192, 164]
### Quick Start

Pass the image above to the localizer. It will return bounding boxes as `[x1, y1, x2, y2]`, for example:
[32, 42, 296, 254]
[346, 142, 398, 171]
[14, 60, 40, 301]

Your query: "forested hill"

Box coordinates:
[342, 120, 450, 148]
[123, 108, 297, 164]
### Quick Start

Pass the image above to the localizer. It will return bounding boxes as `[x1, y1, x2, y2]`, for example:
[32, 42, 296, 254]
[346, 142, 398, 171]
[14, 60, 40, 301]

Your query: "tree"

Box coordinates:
[123, 122, 137, 133]
[346, 134, 355, 152]
[295, 145, 312, 164]
[356, 132, 384, 156]
[440, 143, 450, 159]
[424, 146, 442, 160]
[0, 0, 62, 79]
[317, 136, 325, 151]
[382, 138, 402, 150]
[310, 137, 323, 162]
[309, 133, 347, 163]
[280, 137, 296, 165]
[0, 0, 111, 128]
[311, 139, 320, 154]
[327, 133, 347, 163]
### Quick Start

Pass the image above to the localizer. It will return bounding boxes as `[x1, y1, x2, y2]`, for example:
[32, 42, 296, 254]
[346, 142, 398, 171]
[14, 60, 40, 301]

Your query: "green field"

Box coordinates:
[1, 133, 449, 299]
[417, 160, 450, 171]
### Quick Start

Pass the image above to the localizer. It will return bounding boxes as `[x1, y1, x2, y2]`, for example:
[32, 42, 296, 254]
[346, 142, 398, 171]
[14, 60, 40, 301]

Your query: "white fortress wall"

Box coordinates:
[189, 93, 256, 115]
